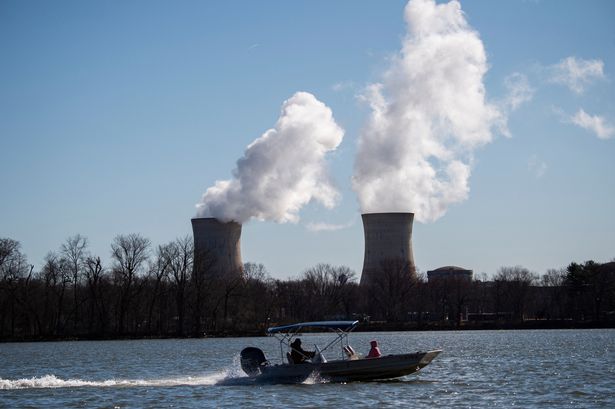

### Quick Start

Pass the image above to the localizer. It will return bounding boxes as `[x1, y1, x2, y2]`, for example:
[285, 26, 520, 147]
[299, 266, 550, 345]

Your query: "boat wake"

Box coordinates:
[0, 362, 328, 390]
[0, 372, 232, 390]
[0, 371, 329, 390]
[0, 352, 350, 390]
[0, 366, 257, 391]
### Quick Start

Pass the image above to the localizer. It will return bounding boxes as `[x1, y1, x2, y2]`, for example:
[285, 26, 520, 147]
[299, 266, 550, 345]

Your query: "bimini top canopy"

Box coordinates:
[267, 320, 359, 334]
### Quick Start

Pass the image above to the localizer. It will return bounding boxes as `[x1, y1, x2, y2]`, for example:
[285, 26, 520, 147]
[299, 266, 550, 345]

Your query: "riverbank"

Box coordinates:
[2, 320, 613, 342]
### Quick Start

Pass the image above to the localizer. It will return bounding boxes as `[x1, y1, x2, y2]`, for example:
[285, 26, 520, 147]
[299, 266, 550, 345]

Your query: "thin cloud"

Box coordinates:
[549, 57, 605, 94]
[528, 155, 547, 178]
[332, 81, 356, 92]
[305, 220, 354, 232]
[503, 72, 534, 111]
[570, 109, 614, 139]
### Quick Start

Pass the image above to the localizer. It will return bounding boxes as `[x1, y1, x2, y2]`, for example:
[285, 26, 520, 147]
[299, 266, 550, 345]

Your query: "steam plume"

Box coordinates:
[196, 92, 344, 223]
[353, 0, 503, 223]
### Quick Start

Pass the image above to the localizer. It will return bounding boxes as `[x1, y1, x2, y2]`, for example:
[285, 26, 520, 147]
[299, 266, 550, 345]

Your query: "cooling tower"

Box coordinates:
[360, 212, 416, 286]
[191, 217, 243, 279]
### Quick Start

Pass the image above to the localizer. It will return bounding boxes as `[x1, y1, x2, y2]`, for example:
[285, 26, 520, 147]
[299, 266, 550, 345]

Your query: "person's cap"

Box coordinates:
[370, 340, 378, 347]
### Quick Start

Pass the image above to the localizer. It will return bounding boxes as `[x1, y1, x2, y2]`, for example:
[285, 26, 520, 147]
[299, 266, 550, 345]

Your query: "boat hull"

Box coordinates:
[256, 350, 442, 382]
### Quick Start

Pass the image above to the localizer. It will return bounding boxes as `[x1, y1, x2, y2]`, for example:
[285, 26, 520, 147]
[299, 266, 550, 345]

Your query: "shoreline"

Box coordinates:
[2, 320, 613, 343]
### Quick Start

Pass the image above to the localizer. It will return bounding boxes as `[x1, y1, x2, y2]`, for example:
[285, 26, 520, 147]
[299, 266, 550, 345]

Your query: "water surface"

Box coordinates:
[1, 329, 614, 408]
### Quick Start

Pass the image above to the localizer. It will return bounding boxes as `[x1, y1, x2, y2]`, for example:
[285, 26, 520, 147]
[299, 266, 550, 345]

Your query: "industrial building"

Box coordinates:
[191, 217, 243, 278]
[191, 211, 421, 286]
[360, 212, 416, 286]
[426, 266, 473, 283]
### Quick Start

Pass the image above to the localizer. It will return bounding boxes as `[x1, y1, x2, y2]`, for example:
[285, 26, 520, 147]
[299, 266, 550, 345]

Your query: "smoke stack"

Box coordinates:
[191, 217, 243, 279]
[360, 212, 416, 286]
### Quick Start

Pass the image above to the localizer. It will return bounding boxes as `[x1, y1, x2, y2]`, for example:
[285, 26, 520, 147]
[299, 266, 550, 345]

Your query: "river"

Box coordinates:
[1, 329, 614, 408]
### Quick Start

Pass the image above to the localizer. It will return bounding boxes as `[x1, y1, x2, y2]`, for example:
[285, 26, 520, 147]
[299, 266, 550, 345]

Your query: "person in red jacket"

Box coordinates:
[366, 340, 382, 358]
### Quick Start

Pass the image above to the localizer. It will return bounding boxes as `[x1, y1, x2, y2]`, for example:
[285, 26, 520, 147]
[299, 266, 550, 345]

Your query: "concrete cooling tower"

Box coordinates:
[360, 212, 416, 286]
[191, 217, 243, 279]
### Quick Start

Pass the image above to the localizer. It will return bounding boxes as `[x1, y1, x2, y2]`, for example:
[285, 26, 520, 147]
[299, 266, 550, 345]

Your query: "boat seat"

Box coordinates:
[344, 345, 358, 360]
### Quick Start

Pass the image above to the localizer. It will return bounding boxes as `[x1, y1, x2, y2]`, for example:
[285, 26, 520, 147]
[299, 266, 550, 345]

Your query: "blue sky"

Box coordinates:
[1, 0, 614, 279]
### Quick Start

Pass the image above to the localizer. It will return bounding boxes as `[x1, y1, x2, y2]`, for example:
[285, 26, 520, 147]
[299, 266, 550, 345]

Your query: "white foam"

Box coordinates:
[302, 372, 329, 385]
[0, 371, 233, 390]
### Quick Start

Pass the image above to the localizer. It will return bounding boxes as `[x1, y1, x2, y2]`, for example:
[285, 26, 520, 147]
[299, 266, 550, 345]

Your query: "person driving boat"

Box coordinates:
[290, 338, 315, 364]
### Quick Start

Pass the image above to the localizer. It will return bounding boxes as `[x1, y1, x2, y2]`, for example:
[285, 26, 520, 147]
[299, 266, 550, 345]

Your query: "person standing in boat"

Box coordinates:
[290, 338, 315, 364]
[367, 340, 382, 358]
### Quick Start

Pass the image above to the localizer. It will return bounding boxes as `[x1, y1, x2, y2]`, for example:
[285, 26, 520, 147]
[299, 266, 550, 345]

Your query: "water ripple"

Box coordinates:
[1, 329, 614, 408]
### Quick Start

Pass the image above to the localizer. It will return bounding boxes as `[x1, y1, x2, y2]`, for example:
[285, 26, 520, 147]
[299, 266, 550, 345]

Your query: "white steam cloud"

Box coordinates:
[196, 92, 344, 223]
[353, 0, 503, 223]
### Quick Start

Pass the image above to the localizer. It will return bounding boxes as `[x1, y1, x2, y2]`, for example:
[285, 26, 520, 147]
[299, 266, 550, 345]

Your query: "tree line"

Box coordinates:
[1, 235, 614, 341]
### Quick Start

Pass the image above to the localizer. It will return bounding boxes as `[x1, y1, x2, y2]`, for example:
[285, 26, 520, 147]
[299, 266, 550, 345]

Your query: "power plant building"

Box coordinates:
[191, 217, 243, 279]
[427, 266, 473, 283]
[360, 212, 416, 286]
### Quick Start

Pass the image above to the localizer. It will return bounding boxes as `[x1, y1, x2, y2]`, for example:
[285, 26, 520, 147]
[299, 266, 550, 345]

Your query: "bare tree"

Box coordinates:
[218, 274, 244, 330]
[272, 279, 309, 322]
[40, 252, 71, 335]
[244, 262, 268, 282]
[494, 266, 537, 321]
[539, 268, 567, 319]
[190, 247, 216, 336]
[0, 239, 33, 336]
[61, 234, 88, 331]
[368, 258, 416, 322]
[110, 233, 151, 334]
[301, 263, 357, 320]
[0, 238, 20, 268]
[145, 245, 172, 334]
[0, 238, 29, 283]
[240, 262, 274, 329]
[84, 256, 108, 334]
[164, 236, 193, 336]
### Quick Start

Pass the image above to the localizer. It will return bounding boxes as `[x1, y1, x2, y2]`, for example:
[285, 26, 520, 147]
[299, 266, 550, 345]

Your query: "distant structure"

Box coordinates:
[191, 217, 243, 279]
[427, 266, 473, 283]
[360, 212, 416, 286]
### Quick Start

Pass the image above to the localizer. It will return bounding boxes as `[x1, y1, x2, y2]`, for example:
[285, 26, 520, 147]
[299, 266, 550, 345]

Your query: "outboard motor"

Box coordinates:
[240, 347, 268, 377]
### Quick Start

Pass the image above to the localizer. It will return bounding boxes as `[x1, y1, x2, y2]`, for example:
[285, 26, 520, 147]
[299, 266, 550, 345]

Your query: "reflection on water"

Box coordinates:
[1, 330, 614, 408]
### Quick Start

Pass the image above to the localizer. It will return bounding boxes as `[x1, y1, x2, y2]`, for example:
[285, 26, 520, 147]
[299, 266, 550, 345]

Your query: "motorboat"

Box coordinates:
[240, 320, 441, 383]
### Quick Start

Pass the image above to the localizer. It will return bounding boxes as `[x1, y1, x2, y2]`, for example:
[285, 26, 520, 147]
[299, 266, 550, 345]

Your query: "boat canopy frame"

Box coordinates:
[266, 321, 359, 362]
